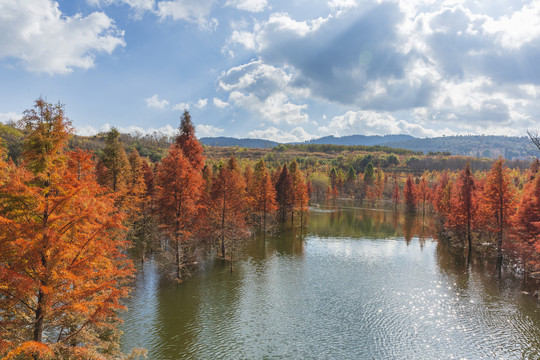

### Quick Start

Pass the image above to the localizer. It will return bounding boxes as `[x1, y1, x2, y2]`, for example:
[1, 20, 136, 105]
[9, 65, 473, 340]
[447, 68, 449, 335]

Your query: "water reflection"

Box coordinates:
[121, 201, 540, 359]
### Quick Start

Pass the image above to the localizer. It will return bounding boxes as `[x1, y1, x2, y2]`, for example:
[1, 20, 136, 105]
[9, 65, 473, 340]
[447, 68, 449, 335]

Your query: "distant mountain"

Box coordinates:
[304, 134, 416, 146]
[384, 135, 533, 160]
[200, 136, 279, 148]
[199, 134, 535, 160]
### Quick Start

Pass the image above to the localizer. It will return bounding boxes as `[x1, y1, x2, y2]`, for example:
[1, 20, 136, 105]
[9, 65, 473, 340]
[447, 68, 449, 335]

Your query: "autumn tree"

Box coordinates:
[174, 110, 205, 171]
[403, 175, 417, 213]
[251, 159, 277, 233]
[155, 147, 203, 280]
[391, 175, 400, 209]
[207, 156, 250, 271]
[155, 112, 205, 280]
[417, 174, 430, 218]
[290, 161, 309, 227]
[0, 99, 136, 359]
[448, 163, 476, 254]
[512, 173, 540, 274]
[479, 158, 516, 267]
[276, 165, 293, 223]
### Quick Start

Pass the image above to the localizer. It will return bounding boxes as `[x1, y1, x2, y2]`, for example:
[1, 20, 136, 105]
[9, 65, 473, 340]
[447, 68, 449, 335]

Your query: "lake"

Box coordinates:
[121, 202, 540, 359]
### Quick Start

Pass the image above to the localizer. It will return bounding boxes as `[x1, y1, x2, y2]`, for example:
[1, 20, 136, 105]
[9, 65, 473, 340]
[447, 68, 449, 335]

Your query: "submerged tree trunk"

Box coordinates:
[175, 238, 181, 280]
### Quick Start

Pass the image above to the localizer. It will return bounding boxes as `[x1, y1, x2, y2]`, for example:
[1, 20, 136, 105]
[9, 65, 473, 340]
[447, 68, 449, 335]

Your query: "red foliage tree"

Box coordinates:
[208, 156, 250, 271]
[447, 163, 476, 253]
[478, 158, 516, 262]
[403, 175, 417, 213]
[251, 159, 277, 233]
[155, 146, 203, 280]
[391, 175, 400, 209]
[174, 110, 205, 171]
[512, 174, 540, 273]
[276, 165, 293, 223]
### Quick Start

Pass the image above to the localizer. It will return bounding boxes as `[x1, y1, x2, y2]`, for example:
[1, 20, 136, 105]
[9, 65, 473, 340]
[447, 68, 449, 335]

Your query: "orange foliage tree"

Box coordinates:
[155, 112, 205, 280]
[276, 164, 293, 223]
[155, 146, 203, 280]
[0, 99, 135, 359]
[403, 175, 417, 213]
[447, 163, 476, 253]
[478, 158, 516, 263]
[511, 174, 540, 273]
[251, 159, 277, 233]
[208, 157, 250, 271]
[290, 161, 309, 227]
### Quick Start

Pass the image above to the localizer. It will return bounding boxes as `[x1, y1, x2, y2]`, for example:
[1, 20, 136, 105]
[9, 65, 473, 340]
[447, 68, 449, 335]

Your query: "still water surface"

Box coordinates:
[121, 203, 540, 359]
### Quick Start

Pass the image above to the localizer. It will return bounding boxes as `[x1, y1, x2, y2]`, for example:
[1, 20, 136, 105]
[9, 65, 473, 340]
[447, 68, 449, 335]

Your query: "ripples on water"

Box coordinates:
[121, 207, 540, 360]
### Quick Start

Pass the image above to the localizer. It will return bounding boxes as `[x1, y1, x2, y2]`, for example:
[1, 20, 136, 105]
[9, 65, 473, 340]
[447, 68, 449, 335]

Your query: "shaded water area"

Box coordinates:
[121, 201, 540, 359]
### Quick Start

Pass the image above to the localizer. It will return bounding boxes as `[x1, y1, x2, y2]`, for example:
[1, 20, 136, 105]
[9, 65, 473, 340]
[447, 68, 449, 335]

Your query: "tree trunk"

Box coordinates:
[467, 217, 472, 255]
[175, 238, 181, 280]
[33, 290, 44, 343]
[221, 195, 226, 258]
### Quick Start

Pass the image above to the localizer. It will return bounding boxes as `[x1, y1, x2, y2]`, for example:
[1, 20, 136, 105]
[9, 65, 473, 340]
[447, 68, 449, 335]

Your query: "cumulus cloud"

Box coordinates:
[213, 98, 229, 108]
[196, 124, 224, 137]
[226, 0, 268, 12]
[320, 110, 444, 138]
[172, 102, 190, 111]
[483, 1, 540, 49]
[88, 0, 155, 11]
[77, 123, 178, 137]
[145, 94, 169, 109]
[218, 60, 310, 124]
[0, 0, 125, 74]
[229, 91, 309, 125]
[328, 0, 357, 10]
[156, 0, 218, 29]
[220, 0, 540, 136]
[195, 98, 208, 109]
[248, 126, 315, 143]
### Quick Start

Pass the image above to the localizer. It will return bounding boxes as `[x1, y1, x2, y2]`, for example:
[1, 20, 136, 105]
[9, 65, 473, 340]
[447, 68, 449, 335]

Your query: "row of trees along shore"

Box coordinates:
[0, 99, 309, 359]
[311, 151, 540, 277]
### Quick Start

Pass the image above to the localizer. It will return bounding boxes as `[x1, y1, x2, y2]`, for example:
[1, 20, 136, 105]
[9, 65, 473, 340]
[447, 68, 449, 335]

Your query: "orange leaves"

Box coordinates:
[404, 175, 417, 213]
[0, 102, 133, 358]
[4, 341, 54, 360]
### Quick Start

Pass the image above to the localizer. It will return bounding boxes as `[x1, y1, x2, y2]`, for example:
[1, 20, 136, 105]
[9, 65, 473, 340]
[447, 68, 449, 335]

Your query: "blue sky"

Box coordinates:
[1, 0, 539, 142]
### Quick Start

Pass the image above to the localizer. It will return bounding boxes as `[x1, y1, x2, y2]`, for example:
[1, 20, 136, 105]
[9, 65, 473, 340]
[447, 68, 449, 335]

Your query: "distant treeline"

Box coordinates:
[280, 143, 422, 156]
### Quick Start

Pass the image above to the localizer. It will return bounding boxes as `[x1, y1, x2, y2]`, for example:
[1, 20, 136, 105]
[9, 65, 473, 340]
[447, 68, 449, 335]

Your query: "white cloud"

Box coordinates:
[87, 0, 155, 11]
[77, 123, 177, 137]
[0, 0, 125, 74]
[196, 124, 224, 137]
[230, 91, 309, 125]
[213, 98, 229, 108]
[156, 0, 218, 29]
[195, 98, 208, 109]
[328, 0, 357, 10]
[226, 0, 268, 12]
[248, 126, 315, 143]
[145, 94, 169, 109]
[0, 112, 22, 123]
[172, 102, 190, 111]
[483, 1, 540, 49]
[219, 60, 310, 125]
[230, 30, 257, 50]
[320, 110, 443, 138]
